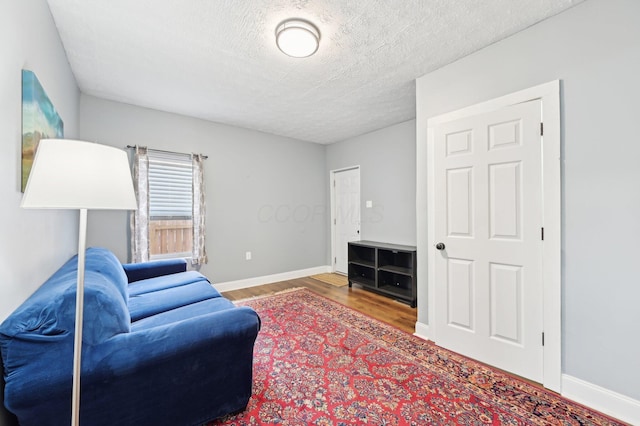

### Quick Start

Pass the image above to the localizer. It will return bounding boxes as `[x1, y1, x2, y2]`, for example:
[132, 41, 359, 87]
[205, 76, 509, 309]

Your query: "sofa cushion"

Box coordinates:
[131, 297, 236, 331]
[128, 281, 221, 321]
[128, 270, 209, 296]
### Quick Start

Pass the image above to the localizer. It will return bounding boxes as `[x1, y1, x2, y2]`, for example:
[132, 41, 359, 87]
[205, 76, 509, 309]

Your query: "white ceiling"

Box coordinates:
[47, 0, 582, 144]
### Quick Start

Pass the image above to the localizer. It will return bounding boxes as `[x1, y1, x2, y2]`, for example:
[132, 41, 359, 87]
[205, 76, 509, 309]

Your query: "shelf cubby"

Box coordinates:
[348, 244, 375, 267]
[348, 263, 376, 287]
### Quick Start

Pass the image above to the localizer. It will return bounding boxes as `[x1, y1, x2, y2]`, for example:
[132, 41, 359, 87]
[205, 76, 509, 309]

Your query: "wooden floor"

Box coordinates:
[222, 276, 417, 334]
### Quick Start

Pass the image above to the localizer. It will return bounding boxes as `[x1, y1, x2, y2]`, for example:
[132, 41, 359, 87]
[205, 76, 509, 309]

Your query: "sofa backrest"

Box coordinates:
[0, 247, 130, 351]
[83, 247, 130, 303]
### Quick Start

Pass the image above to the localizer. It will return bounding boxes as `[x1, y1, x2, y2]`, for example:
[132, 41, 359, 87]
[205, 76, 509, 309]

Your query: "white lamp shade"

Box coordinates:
[21, 139, 137, 210]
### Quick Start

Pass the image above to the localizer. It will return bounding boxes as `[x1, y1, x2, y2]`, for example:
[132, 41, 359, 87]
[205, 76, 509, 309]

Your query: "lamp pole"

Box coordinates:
[71, 208, 87, 426]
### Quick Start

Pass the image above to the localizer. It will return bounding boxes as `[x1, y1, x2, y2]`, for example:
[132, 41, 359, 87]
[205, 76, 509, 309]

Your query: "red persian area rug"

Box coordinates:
[210, 288, 624, 425]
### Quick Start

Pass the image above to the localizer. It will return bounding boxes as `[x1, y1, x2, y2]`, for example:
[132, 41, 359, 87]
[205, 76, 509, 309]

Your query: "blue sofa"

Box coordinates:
[0, 247, 260, 425]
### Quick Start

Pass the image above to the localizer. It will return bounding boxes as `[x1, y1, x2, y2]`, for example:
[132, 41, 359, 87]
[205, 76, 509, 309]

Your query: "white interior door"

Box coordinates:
[433, 100, 544, 382]
[333, 168, 360, 274]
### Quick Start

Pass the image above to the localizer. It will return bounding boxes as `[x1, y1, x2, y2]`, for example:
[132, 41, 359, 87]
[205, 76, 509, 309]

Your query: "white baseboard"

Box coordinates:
[413, 321, 430, 341]
[213, 265, 331, 292]
[562, 374, 640, 425]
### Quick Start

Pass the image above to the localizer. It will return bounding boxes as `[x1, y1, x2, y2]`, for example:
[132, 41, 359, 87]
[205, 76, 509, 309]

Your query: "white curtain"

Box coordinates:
[130, 146, 150, 263]
[191, 153, 208, 265]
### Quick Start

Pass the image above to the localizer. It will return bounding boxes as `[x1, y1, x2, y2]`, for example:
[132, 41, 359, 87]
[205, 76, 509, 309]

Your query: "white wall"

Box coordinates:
[0, 1, 80, 322]
[326, 120, 416, 254]
[416, 0, 640, 404]
[80, 95, 327, 283]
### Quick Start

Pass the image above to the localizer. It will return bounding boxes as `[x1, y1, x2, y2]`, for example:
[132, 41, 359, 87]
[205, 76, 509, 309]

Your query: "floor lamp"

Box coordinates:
[21, 139, 137, 426]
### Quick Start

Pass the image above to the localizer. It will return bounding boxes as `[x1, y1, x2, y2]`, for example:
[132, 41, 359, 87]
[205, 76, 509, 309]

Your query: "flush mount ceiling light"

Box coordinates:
[275, 19, 320, 58]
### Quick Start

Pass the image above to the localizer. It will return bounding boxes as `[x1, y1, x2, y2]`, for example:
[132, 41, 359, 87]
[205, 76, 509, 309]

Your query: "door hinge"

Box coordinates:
[334, 257, 337, 264]
[541, 227, 544, 241]
[542, 332, 545, 346]
[334, 218, 336, 225]
[540, 122, 544, 136]
[333, 180, 336, 187]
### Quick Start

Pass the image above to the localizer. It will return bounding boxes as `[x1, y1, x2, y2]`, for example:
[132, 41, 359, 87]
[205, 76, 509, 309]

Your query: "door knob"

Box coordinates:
[435, 242, 445, 251]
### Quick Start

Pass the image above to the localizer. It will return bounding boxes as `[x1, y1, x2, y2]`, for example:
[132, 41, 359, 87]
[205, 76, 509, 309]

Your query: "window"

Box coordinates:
[148, 151, 193, 259]
[130, 146, 207, 265]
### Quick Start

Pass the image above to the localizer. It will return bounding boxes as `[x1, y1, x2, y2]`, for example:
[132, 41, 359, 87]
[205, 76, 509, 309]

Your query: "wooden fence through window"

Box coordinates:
[149, 219, 193, 256]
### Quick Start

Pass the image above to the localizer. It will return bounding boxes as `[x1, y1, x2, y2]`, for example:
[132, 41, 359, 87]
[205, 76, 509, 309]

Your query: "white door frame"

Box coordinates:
[330, 165, 361, 273]
[422, 80, 561, 392]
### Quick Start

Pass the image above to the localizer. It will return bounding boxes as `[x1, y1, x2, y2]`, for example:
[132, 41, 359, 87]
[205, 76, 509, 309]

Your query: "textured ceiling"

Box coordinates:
[47, 0, 582, 144]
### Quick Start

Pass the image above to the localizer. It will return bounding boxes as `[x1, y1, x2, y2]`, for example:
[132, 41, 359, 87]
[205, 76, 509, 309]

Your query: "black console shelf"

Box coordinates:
[347, 240, 417, 308]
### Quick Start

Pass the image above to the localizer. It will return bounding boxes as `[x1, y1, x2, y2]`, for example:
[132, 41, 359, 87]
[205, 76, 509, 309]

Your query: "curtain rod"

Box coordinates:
[125, 145, 208, 159]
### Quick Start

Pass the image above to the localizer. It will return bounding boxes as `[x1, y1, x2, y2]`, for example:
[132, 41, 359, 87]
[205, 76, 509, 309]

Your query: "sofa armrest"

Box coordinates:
[121, 258, 188, 282]
[0, 354, 19, 426]
[83, 306, 260, 423]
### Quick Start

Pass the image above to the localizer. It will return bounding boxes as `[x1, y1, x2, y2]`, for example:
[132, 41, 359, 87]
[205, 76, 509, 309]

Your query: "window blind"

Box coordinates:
[148, 152, 193, 218]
